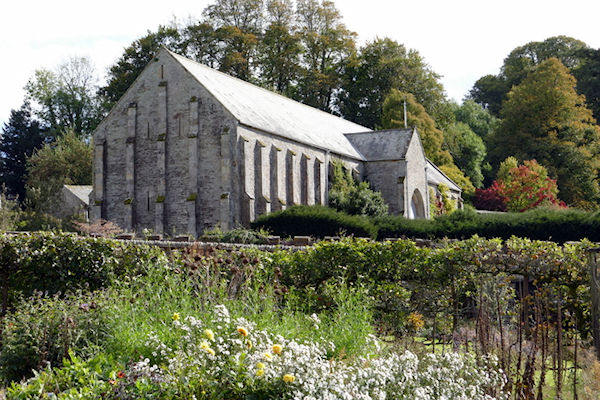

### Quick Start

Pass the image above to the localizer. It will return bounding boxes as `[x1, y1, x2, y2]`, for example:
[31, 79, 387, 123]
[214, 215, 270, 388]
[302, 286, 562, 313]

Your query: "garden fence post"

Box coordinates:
[587, 247, 600, 360]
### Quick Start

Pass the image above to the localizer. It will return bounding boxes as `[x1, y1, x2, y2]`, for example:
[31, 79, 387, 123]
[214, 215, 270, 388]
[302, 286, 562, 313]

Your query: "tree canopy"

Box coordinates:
[488, 58, 600, 206]
[25, 57, 103, 139]
[336, 38, 446, 129]
[469, 36, 591, 117]
[381, 89, 452, 166]
[25, 130, 92, 213]
[0, 102, 45, 201]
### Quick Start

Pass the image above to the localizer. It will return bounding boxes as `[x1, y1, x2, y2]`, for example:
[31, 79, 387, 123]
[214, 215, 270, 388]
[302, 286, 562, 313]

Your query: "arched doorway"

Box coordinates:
[410, 189, 426, 219]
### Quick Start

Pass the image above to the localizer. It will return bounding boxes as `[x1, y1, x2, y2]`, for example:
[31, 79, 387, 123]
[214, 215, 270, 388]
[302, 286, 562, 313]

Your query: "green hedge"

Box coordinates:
[0, 232, 167, 312]
[251, 205, 377, 238]
[254, 205, 600, 243]
[376, 207, 600, 242]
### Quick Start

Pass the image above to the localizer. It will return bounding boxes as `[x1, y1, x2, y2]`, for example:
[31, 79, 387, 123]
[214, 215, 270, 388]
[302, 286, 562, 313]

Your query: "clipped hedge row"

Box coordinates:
[376, 207, 600, 242]
[253, 205, 600, 243]
[251, 205, 377, 238]
[0, 232, 167, 312]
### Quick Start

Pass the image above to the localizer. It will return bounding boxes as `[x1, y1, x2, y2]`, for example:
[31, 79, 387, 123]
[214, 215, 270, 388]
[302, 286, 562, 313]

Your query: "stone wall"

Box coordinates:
[404, 132, 430, 219]
[93, 51, 238, 236]
[234, 125, 363, 226]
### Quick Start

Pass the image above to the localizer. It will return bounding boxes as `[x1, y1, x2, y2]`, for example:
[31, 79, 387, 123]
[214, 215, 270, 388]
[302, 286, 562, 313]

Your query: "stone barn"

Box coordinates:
[91, 48, 461, 235]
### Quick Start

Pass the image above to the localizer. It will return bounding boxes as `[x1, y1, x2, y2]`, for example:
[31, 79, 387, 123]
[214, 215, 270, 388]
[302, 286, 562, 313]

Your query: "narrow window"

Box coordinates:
[160, 64, 164, 80]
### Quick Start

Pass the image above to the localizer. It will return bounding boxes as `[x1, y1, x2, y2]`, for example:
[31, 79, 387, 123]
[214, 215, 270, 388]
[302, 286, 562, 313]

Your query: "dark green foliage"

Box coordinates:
[0, 291, 110, 383]
[25, 130, 93, 214]
[255, 205, 600, 243]
[469, 36, 590, 117]
[573, 47, 600, 122]
[0, 232, 167, 313]
[251, 205, 377, 238]
[375, 207, 600, 243]
[327, 161, 388, 217]
[0, 102, 45, 201]
[444, 122, 486, 188]
[337, 37, 446, 129]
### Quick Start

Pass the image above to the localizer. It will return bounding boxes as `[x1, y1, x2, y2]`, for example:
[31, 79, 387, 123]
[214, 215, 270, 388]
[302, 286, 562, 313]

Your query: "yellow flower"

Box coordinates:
[263, 352, 273, 360]
[200, 341, 210, 351]
[207, 348, 215, 356]
[272, 344, 283, 355]
[256, 362, 265, 369]
[237, 327, 248, 337]
[283, 374, 295, 383]
[246, 340, 253, 349]
[172, 312, 180, 321]
[204, 329, 215, 341]
[256, 369, 265, 377]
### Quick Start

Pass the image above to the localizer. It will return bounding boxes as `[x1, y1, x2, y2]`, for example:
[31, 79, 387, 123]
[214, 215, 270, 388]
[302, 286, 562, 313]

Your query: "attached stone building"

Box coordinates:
[91, 48, 461, 235]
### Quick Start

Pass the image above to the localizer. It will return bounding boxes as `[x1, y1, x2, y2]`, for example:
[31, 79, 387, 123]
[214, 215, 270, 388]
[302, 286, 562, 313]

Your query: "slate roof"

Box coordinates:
[63, 185, 93, 205]
[426, 160, 461, 193]
[344, 129, 413, 160]
[168, 50, 369, 160]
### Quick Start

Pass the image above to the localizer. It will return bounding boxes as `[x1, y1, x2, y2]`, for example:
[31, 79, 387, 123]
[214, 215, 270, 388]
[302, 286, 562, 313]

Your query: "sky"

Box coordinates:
[2, 0, 600, 126]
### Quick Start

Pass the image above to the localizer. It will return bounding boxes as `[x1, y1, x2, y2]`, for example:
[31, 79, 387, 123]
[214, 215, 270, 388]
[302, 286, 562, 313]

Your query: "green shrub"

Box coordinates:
[328, 161, 388, 217]
[252, 205, 377, 239]
[0, 291, 110, 383]
[0, 232, 168, 312]
[376, 207, 600, 242]
[221, 227, 270, 244]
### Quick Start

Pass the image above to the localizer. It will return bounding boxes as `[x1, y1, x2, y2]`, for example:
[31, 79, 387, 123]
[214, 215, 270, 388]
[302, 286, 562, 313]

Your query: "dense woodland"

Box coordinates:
[2, 0, 600, 219]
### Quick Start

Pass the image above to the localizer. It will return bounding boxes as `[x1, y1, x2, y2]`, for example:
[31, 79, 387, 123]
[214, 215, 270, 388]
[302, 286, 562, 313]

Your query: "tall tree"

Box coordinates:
[337, 38, 446, 129]
[381, 89, 452, 166]
[180, 22, 220, 68]
[256, 0, 302, 95]
[451, 100, 499, 141]
[295, 0, 356, 111]
[573, 48, 600, 122]
[444, 122, 486, 188]
[25, 129, 92, 213]
[25, 57, 103, 139]
[469, 36, 590, 117]
[204, 0, 264, 80]
[0, 102, 45, 200]
[489, 58, 600, 206]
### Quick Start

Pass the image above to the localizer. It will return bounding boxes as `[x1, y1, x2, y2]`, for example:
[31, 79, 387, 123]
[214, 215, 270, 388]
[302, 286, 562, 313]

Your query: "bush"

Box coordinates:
[252, 205, 377, 239]
[328, 161, 388, 217]
[0, 291, 110, 383]
[0, 232, 167, 313]
[376, 207, 600, 242]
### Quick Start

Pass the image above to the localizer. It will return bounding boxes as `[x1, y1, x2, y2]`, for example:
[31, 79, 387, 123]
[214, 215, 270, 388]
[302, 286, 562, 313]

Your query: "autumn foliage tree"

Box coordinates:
[381, 89, 452, 166]
[474, 158, 565, 212]
[487, 58, 600, 207]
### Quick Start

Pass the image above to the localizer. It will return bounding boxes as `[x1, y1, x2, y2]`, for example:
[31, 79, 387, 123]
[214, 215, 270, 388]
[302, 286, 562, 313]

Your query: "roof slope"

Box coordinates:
[344, 129, 413, 160]
[168, 50, 368, 160]
[426, 160, 461, 192]
[63, 185, 93, 204]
